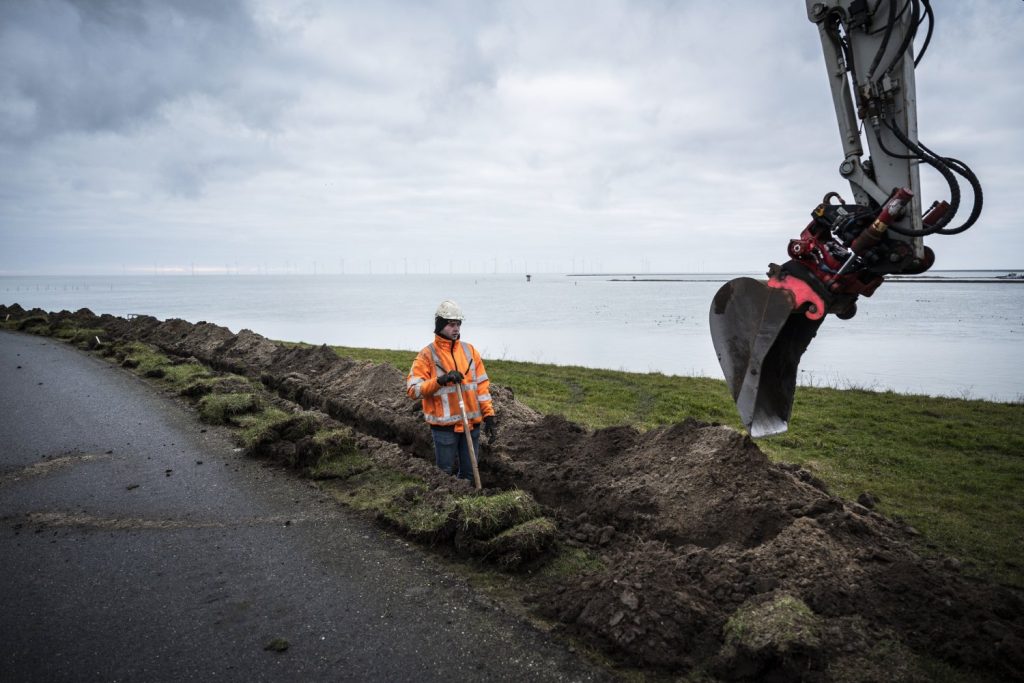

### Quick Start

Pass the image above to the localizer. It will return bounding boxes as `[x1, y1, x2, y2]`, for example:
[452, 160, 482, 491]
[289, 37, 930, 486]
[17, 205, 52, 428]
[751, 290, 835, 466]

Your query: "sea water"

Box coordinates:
[3, 272, 1022, 402]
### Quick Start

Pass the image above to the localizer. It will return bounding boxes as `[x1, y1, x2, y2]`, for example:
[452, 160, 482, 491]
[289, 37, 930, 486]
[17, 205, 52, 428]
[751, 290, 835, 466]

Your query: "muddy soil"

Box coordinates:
[6, 304, 1022, 682]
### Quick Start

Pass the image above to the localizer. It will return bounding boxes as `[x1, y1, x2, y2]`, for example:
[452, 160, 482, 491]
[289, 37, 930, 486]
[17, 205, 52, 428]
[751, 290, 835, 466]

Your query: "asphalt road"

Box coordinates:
[0, 330, 610, 682]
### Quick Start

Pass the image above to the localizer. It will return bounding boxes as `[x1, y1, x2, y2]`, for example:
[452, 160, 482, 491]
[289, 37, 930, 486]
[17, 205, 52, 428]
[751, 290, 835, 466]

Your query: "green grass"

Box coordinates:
[326, 468, 422, 513]
[761, 386, 1024, 585]
[121, 342, 169, 373]
[160, 361, 213, 388]
[455, 489, 543, 539]
[180, 375, 254, 397]
[378, 487, 457, 538]
[53, 326, 105, 345]
[312, 345, 416, 368]
[537, 546, 607, 580]
[723, 593, 821, 653]
[235, 407, 292, 449]
[15, 315, 49, 332]
[105, 340, 246, 398]
[197, 392, 261, 424]
[721, 597, 948, 683]
[480, 517, 558, 564]
[308, 429, 372, 479]
[329, 343, 1024, 587]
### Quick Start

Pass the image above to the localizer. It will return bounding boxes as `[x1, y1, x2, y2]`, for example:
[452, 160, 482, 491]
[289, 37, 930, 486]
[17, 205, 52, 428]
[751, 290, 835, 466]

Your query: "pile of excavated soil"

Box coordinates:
[495, 416, 1023, 678]
[5, 304, 1022, 681]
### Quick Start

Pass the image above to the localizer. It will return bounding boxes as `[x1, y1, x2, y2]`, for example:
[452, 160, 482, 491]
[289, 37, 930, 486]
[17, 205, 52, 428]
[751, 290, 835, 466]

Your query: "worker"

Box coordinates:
[406, 300, 497, 480]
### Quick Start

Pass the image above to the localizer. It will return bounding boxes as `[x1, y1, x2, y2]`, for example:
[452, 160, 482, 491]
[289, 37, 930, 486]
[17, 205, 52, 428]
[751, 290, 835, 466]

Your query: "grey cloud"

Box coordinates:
[159, 158, 204, 199]
[0, 0, 280, 143]
[1, 0, 1020, 274]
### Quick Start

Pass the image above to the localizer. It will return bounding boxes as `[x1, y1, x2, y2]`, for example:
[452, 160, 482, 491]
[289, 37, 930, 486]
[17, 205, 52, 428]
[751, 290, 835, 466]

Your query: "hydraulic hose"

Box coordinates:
[866, 0, 898, 82]
[881, 0, 920, 79]
[915, 140, 984, 235]
[875, 121, 982, 236]
[881, 119, 960, 236]
[914, 0, 934, 66]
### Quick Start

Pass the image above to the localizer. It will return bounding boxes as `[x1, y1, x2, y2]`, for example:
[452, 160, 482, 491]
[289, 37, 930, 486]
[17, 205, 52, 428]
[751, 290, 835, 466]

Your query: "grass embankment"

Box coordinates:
[330, 344, 1024, 588]
[11, 314, 1021, 586]
[4, 318, 558, 572]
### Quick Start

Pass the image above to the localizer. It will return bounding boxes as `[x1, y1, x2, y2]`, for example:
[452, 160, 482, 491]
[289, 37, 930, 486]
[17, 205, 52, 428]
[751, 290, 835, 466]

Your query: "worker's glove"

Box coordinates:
[483, 415, 498, 441]
[438, 370, 464, 386]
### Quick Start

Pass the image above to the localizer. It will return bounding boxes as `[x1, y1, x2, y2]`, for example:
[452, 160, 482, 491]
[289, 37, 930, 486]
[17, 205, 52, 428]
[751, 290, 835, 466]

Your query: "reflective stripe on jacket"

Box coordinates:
[406, 334, 494, 431]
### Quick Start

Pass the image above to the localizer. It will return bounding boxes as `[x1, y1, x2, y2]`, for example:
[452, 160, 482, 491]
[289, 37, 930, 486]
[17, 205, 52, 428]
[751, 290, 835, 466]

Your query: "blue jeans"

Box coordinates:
[431, 427, 481, 480]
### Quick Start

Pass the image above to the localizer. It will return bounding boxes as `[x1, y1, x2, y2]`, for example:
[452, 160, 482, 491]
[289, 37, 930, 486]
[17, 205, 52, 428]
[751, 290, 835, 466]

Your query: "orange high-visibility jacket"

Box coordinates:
[406, 335, 494, 431]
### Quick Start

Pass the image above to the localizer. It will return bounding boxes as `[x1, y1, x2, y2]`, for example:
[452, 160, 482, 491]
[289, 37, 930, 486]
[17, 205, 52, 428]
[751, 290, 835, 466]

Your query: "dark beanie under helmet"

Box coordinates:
[434, 317, 447, 335]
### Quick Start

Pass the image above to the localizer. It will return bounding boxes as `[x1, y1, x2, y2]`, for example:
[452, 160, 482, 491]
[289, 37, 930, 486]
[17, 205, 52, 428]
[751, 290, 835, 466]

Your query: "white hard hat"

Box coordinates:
[435, 299, 464, 321]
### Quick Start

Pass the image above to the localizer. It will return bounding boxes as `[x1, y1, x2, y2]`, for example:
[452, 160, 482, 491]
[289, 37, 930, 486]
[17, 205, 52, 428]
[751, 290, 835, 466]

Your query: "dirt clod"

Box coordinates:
[263, 638, 289, 653]
[857, 491, 879, 509]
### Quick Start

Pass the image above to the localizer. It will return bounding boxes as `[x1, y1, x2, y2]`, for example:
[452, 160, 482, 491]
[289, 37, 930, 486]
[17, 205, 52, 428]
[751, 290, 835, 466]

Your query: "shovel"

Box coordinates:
[454, 382, 482, 490]
[709, 275, 825, 437]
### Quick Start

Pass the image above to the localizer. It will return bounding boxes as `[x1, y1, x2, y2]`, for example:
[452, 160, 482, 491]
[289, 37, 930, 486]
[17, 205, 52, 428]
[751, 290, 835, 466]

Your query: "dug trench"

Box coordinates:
[3, 303, 1022, 682]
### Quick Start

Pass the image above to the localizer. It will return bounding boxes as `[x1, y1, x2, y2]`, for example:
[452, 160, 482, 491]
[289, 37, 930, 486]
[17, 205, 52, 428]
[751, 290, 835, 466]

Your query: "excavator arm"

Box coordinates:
[710, 0, 982, 437]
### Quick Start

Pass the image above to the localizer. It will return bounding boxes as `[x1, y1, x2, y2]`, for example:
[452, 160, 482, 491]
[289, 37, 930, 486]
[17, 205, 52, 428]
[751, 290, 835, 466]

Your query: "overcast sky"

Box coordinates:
[1, 0, 1021, 275]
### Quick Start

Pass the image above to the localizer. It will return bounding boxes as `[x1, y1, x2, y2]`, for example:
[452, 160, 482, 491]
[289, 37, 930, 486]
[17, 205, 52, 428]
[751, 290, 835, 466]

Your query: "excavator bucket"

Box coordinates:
[710, 277, 824, 437]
